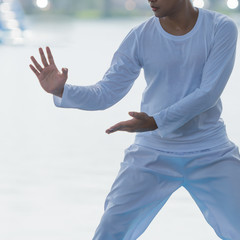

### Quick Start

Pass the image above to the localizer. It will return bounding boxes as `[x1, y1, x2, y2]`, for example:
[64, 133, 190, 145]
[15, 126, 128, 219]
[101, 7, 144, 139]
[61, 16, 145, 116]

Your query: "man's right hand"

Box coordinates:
[30, 46, 68, 98]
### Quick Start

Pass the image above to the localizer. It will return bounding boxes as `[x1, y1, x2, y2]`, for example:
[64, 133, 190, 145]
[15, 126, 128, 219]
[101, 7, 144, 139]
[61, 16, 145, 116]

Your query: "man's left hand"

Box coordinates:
[106, 112, 158, 134]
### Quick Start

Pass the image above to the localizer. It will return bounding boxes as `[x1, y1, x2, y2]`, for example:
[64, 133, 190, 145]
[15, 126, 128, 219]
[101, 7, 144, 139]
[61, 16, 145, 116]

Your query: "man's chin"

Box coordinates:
[153, 11, 165, 18]
[154, 13, 164, 19]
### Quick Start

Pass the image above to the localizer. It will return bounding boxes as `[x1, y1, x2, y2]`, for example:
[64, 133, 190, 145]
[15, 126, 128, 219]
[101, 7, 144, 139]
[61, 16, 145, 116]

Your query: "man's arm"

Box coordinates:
[54, 28, 142, 111]
[53, 50, 141, 111]
[30, 30, 157, 134]
[30, 29, 142, 112]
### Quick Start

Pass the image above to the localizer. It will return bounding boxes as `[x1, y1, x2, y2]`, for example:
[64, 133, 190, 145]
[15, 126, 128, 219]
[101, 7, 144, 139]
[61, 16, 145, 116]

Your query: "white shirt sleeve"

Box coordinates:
[153, 18, 238, 137]
[53, 29, 142, 110]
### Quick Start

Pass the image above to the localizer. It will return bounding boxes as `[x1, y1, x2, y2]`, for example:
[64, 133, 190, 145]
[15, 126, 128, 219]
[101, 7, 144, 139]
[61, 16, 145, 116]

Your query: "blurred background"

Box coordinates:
[0, 0, 240, 239]
[1, 0, 240, 44]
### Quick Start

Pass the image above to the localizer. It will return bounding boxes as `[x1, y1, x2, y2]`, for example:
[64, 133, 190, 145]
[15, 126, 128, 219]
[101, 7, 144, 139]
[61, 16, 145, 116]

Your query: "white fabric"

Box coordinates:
[93, 142, 240, 240]
[53, 8, 238, 152]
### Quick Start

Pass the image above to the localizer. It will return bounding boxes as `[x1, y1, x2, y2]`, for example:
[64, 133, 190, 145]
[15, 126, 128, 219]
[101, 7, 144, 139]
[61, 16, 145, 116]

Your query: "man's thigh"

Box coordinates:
[93, 144, 183, 240]
[184, 142, 240, 240]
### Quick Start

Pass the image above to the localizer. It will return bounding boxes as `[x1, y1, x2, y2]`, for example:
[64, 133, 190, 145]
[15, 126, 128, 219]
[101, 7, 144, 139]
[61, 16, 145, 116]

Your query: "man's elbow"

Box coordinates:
[200, 89, 220, 110]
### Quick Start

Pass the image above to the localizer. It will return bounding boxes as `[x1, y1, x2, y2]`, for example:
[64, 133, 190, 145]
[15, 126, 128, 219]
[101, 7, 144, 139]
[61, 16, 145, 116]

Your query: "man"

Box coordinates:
[30, 0, 240, 239]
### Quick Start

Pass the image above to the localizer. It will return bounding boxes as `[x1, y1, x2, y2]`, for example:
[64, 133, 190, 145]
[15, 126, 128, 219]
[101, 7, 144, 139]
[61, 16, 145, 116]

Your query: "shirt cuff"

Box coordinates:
[152, 111, 168, 138]
[53, 84, 70, 108]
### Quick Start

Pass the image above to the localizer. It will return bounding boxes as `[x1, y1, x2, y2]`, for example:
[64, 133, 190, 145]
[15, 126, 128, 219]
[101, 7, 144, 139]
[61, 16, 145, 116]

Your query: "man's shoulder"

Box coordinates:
[201, 8, 237, 31]
[199, 8, 238, 44]
[131, 16, 156, 34]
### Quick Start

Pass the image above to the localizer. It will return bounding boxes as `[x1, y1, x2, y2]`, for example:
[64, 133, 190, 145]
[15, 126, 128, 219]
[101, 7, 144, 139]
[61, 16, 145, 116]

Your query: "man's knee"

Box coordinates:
[93, 211, 127, 240]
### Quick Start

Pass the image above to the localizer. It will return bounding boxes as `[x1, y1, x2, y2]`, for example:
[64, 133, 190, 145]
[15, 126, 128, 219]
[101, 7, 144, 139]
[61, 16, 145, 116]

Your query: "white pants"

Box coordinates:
[92, 141, 240, 240]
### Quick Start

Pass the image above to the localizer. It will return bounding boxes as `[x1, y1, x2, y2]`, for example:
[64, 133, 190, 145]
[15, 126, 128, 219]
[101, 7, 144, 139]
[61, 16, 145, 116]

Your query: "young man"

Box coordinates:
[30, 0, 240, 239]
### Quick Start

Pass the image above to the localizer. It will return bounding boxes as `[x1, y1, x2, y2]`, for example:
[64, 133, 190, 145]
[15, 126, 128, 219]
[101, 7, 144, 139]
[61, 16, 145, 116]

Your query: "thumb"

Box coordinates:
[129, 111, 146, 120]
[62, 68, 68, 77]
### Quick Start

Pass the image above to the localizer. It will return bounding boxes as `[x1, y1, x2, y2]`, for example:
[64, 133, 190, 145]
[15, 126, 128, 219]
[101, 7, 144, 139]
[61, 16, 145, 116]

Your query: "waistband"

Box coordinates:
[134, 125, 230, 153]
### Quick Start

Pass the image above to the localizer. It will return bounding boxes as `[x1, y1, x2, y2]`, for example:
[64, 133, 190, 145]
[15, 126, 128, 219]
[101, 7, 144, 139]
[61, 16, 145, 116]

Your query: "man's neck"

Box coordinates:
[160, 2, 199, 35]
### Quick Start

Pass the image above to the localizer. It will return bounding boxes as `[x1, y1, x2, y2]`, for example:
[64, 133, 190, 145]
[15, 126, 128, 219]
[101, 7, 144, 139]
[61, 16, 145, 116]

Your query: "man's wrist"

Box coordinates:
[149, 116, 158, 130]
[53, 87, 64, 98]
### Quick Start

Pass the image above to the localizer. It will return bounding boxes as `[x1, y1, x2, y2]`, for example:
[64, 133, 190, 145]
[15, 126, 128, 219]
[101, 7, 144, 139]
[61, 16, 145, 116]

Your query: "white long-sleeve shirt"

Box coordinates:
[54, 8, 238, 152]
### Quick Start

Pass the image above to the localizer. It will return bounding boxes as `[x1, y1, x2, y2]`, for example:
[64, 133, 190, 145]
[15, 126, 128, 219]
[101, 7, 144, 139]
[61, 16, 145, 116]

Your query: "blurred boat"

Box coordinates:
[0, 0, 25, 44]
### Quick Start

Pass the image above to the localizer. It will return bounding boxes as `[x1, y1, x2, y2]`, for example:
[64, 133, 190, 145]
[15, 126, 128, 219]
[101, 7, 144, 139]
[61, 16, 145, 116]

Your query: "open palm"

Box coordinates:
[106, 112, 158, 134]
[30, 47, 68, 98]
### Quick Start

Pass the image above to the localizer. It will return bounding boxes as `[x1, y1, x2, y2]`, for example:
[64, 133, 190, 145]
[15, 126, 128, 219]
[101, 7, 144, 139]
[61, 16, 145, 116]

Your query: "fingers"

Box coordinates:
[30, 56, 43, 72]
[29, 64, 40, 77]
[106, 120, 134, 134]
[62, 68, 68, 78]
[39, 47, 49, 67]
[129, 111, 147, 120]
[106, 122, 125, 134]
[46, 46, 55, 65]
[106, 112, 153, 135]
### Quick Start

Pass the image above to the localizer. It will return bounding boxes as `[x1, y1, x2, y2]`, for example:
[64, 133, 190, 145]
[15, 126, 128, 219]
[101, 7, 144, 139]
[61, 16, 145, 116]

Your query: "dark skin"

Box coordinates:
[150, 0, 199, 35]
[30, 0, 198, 135]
